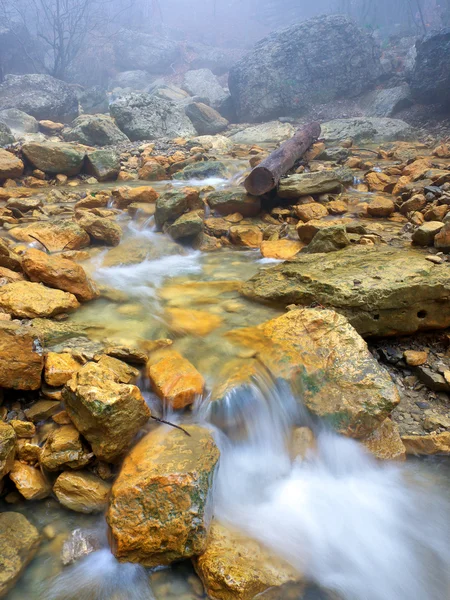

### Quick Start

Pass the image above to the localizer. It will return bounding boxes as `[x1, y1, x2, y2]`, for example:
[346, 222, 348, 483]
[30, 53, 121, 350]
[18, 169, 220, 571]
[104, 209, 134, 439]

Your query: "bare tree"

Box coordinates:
[0, 0, 133, 80]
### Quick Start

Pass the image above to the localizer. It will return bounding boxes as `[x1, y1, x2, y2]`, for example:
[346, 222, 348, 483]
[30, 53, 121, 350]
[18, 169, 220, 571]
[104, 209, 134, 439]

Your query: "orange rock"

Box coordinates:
[0, 322, 43, 390]
[361, 419, 406, 461]
[399, 193, 427, 215]
[0, 149, 24, 180]
[260, 240, 303, 260]
[366, 197, 395, 218]
[44, 352, 82, 387]
[424, 204, 448, 221]
[112, 186, 158, 208]
[165, 307, 223, 336]
[9, 461, 51, 500]
[53, 471, 111, 513]
[294, 202, 328, 222]
[147, 349, 205, 409]
[401, 432, 450, 455]
[403, 350, 428, 366]
[365, 171, 394, 192]
[229, 225, 263, 248]
[345, 157, 361, 169]
[433, 144, 450, 159]
[138, 160, 167, 181]
[327, 199, 348, 215]
[434, 222, 450, 251]
[304, 142, 325, 161]
[402, 158, 432, 181]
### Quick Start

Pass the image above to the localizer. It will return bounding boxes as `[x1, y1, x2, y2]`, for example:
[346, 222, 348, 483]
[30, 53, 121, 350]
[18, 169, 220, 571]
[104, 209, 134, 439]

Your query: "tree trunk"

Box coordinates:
[244, 122, 321, 196]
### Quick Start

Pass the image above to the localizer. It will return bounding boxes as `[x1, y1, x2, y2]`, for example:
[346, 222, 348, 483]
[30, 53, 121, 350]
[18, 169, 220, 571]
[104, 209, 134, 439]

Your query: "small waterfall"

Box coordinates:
[209, 379, 450, 600]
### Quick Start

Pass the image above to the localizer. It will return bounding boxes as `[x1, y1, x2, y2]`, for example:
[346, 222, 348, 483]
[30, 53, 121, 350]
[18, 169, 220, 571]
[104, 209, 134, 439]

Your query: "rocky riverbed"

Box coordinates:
[0, 112, 450, 599]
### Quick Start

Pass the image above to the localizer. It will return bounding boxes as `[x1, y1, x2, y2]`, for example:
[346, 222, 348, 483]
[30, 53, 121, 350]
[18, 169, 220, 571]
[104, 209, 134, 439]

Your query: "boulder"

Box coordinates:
[185, 42, 243, 75]
[366, 196, 395, 218]
[0, 512, 40, 598]
[147, 348, 205, 409]
[229, 225, 263, 248]
[278, 171, 343, 198]
[361, 419, 406, 461]
[182, 69, 228, 110]
[434, 222, 450, 251]
[40, 425, 91, 471]
[109, 70, 156, 91]
[77, 85, 109, 114]
[149, 81, 190, 103]
[173, 160, 227, 181]
[222, 308, 399, 438]
[0, 108, 38, 134]
[0, 281, 79, 318]
[113, 29, 180, 73]
[155, 191, 188, 229]
[22, 142, 86, 176]
[229, 15, 381, 122]
[85, 149, 121, 182]
[0, 148, 24, 179]
[412, 222, 445, 246]
[185, 102, 228, 135]
[138, 159, 166, 181]
[0, 321, 44, 390]
[44, 352, 82, 387]
[75, 213, 122, 246]
[410, 28, 450, 106]
[9, 461, 51, 500]
[0, 121, 15, 146]
[63, 362, 150, 462]
[107, 425, 220, 566]
[63, 114, 129, 147]
[0, 422, 16, 481]
[207, 189, 261, 217]
[165, 307, 223, 336]
[230, 122, 295, 145]
[359, 85, 413, 118]
[0, 74, 78, 122]
[112, 185, 158, 208]
[242, 246, 450, 336]
[304, 225, 351, 253]
[10, 221, 90, 252]
[109, 93, 195, 141]
[22, 248, 99, 302]
[166, 211, 204, 240]
[295, 203, 328, 222]
[53, 471, 111, 513]
[321, 117, 413, 143]
[194, 522, 303, 600]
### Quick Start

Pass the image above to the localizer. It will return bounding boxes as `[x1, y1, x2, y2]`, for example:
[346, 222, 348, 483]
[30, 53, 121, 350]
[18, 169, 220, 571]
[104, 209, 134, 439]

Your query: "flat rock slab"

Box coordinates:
[242, 246, 450, 337]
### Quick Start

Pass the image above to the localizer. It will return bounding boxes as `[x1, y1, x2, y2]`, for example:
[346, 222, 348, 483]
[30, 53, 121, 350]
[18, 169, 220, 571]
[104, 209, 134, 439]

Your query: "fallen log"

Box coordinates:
[244, 122, 321, 196]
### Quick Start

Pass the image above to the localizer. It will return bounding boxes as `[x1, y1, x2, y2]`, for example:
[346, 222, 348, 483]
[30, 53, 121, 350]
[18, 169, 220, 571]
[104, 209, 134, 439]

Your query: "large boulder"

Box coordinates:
[0, 74, 78, 122]
[220, 308, 400, 438]
[22, 142, 86, 176]
[0, 321, 43, 390]
[359, 85, 413, 117]
[0, 281, 79, 318]
[85, 149, 121, 182]
[107, 425, 220, 566]
[230, 122, 295, 145]
[109, 93, 196, 141]
[0, 512, 40, 597]
[113, 29, 180, 73]
[410, 28, 450, 106]
[182, 69, 228, 110]
[185, 103, 228, 135]
[63, 362, 150, 462]
[242, 246, 450, 337]
[63, 114, 129, 146]
[0, 108, 39, 134]
[229, 15, 381, 122]
[77, 86, 109, 114]
[321, 117, 413, 143]
[186, 42, 243, 75]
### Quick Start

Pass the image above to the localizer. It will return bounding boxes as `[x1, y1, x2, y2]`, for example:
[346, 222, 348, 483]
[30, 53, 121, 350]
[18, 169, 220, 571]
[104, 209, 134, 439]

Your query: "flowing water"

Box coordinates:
[3, 174, 450, 600]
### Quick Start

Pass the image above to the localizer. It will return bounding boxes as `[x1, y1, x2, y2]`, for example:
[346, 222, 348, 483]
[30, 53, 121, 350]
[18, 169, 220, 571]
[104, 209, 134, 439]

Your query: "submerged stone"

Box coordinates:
[107, 425, 220, 566]
[242, 246, 450, 337]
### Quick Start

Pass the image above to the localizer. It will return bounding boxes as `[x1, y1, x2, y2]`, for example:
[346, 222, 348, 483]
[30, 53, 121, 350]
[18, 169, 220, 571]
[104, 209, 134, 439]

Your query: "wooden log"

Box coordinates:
[244, 122, 321, 196]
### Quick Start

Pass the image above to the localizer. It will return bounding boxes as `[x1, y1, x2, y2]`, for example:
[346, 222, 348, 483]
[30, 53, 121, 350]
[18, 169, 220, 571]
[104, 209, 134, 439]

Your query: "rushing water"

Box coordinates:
[4, 176, 450, 600]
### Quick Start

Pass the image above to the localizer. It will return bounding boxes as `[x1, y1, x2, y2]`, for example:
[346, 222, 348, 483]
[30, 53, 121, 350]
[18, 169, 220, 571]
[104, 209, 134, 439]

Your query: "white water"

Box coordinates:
[211, 379, 450, 600]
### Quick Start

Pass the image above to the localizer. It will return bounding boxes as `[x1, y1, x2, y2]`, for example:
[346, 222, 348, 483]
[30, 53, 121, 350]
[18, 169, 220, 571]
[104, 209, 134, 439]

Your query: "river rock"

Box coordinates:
[112, 185, 158, 208]
[138, 159, 166, 181]
[229, 225, 263, 248]
[182, 69, 227, 110]
[44, 352, 81, 387]
[230, 122, 295, 145]
[75, 212, 122, 247]
[229, 15, 380, 122]
[0, 421, 16, 481]
[110, 93, 196, 141]
[10, 221, 90, 252]
[304, 225, 351, 253]
[0, 281, 79, 318]
[0, 121, 15, 146]
[194, 521, 303, 600]
[40, 425, 91, 471]
[63, 114, 129, 147]
[359, 85, 413, 118]
[107, 425, 219, 566]
[22, 248, 99, 302]
[0, 74, 78, 122]
[113, 29, 179, 73]
[53, 471, 111, 513]
[401, 432, 450, 455]
[22, 142, 86, 176]
[207, 189, 261, 217]
[0, 108, 39, 134]
[0, 512, 40, 598]
[109, 70, 155, 91]
[410, 28, 450, 106]
[222, 308, 399, 438]
[242, 246, 450, 337]
[321, 117, 413, 143]
[9, 461, 51, 500]
[278, 171, 343, 198]
[173, 160, 227, 180]
[166, 211, 204, 240]
[147, 348, 205, 409]
[434, 222, 450, 251]
[260, 240, 304, 260]
[185, 102, 228, 135]
[366, 196, 395, 217]
[412, 221, 445, 246]
[155, 190, 188, 229]
[63, 362, 150, 462]
[0, 148, 24, 179]
[361, 419, 406, 461]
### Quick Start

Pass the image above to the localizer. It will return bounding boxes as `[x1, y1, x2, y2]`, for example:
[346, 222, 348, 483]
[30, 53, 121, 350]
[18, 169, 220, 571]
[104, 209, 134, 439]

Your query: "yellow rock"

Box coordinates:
[40, 425, 92, 471]
[403, 350, 428, 366]
[44, 352, 82, 387]
[365, 171, 394, 192]
[0, 281, 79, 318]
[361, 419, 406, 461]
[194, 521, 303, 600]
[401, 432, 450, 455]
[96, 355, 139, 384]
[294, 202, 328, 222]
[147, 349, 205, 409]
[10, 420, 35, 439]
[165, 307, 223, 336]
[10, 221, 90, 252]
[260, 240, 304, 260]
[0, 149, 24, 179]
[0, 422, 16, 481]
[0, 321, 43, 390]
[229, 225, 263, 248]
[112, 186, 158, 208]
[53, 471, 111, 513]
[9, 461, 51, 500]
